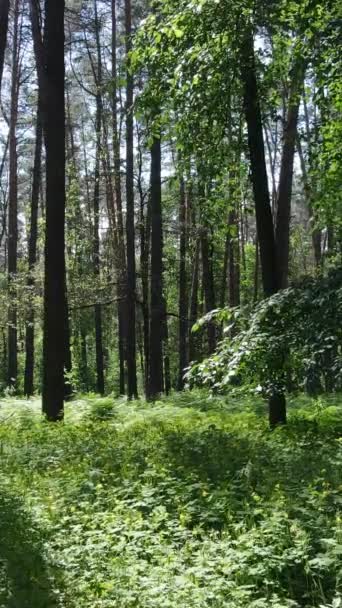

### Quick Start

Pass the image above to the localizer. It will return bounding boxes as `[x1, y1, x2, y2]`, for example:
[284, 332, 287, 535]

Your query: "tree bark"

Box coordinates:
[7, 0, 20, 389]
[148, 136, 164, 399]
[0, 0, 9, 92]
[177, 176, 188, 390]
[111, 0, 126, 395]
[93, 7, 105, 395]
[24, 99, 43, 396]
[125, 0, 138, 399]
[228, 209, 240, 307]
[188, 237, 200, 363]
[275, 58, 306, 288]
[241, 28, 278, 296]
[41, 0, 66, 420]
[201, 224, 216, 354]
[241, 26, 286, 427]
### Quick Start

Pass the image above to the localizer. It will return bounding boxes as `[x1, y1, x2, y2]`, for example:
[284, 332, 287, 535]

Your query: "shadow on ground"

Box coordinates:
[0, 487, 63, 608]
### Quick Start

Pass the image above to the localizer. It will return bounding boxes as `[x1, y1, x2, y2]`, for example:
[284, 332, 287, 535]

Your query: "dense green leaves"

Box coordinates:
[188, 270, 342, 396]
[0, 394, 341, 606]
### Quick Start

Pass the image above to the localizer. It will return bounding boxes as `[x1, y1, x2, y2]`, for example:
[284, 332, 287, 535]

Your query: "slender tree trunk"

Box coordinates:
[241, 28, 278, 297]
[177, 176, 188, 390]
[189, 237, 200, 362]
[296, 135, 322, 267]
[125, 0, 138, 399]
[148, 136, 164, 399]
[42, 0, 66, 420]
[241, 26, 286, 427]
[228, 209, 240, 307]
[7, 0, 20, 389]
[253, 237, 260, 303]
[139, 175, 151, 395]
[201, 226, 216, 354]
[0, 0, 9, 92]
[93, 62, 105, 395]
[24, 99, 43, 396]
[275, 58, 306, 288]
[111, 0, 126, 395]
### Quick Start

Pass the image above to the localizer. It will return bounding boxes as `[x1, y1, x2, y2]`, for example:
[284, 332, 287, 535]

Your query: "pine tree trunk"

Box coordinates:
[24, 99, 42, 396]
[42, 0, 66, 420]
[189, 238, 200, 363]
[93, 85, 105, 395]
[201, 227, 216, 354]
[7, 0, 20, 389]
[241, 28, 278, 297]
[177, 177, 188, 390]
[241, 26, 286, 427]
[125, 0, 138, 399]
[148, 137, 164, 399]
[228, 209, 240, 308]
[111, 0, 126, 395]
[0, 0, 9, 92]
[275, 58, 306, 288]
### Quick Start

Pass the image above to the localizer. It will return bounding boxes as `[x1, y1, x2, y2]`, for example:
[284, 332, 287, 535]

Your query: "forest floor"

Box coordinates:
[0, 392, 341, 608]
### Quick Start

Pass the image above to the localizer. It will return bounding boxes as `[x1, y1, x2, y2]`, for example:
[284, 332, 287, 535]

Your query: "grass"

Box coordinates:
[0, 391, 341, 607]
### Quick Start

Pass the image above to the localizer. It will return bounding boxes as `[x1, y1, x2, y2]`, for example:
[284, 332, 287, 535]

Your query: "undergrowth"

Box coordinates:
[0, 392, 341, 607]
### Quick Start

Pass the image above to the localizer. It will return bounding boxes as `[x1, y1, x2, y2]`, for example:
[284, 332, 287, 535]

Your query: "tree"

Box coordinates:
[41, 0, 66, 420]
[125, 0, 138, 399]
[147, 135, 164, 399]
[0, 0, 9, 92]
[7, 0, 21, 390]
[24, 98, 42, 396]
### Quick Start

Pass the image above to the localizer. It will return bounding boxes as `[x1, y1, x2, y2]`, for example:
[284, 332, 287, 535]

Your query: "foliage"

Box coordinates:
[187, 270, 342, 397]
[0, 393, 341, 607]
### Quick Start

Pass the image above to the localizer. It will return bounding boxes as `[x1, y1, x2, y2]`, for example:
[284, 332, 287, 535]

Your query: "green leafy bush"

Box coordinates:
[187, 269, 342, 398]
[0, 394, 341, 607]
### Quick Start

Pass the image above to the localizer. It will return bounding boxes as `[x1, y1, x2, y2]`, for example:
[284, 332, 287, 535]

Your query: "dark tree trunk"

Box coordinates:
[0, 0, 9, 92]
[241, 28, 278, 297]
[24, 99, 43, 397]
[189, 238, 200, 363]
[201, 227, 216, 353]
[241, 26, 286, 427]
[110, 0, 126, 395]
[139, 172, 151, 395]
[275, 58, 306, 288]
[148, 137, 164, 399]
[93, 64, 105, 395]
[7, 0, 20, 389]
[269, 393, 287, 428]
[177, 177, 188, 390]
[41, 0, 66, 420]
[125, 0, 138, 399]
[228, 209, 240, 308]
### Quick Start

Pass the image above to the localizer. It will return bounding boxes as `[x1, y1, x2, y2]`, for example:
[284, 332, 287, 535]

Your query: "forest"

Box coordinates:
[0, 0, 341, 606]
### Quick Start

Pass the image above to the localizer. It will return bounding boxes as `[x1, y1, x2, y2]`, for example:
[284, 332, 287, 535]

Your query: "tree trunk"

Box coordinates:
[201, 227, 216, 354]
[125, 0, 138, 399]
[228, 209, 240, 308]
[241, 28, 278, 296]
[241, 26, 286, 427]
[93, 57, 105, 395]
[148, 137, 164, 399]
[111, 0, 126, 395]
[0, 0, 9, 92]
[296, 135, 322, 267]
[24, 99, 43, 396]
[189, 237, 200, 363]
[275, 58, 306, 288]
[177, 176, 188, 390]
[7, 0, 20, 390]
[42, 0, 66, 421]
